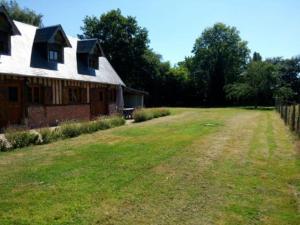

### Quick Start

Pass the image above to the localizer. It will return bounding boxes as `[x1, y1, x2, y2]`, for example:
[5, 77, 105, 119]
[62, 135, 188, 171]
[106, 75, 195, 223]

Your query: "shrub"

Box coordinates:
[80, 121, 101, 134]
[60, 122, 82, 138]
[0, 139, 7, 152]
[106, 116, 126, 127]
[5, 129, 39, 149]
[151, 108, 171, 118]
[39, 128, 61, 144]
[133, 109, 153, 122]
[133, 108, 170, 122]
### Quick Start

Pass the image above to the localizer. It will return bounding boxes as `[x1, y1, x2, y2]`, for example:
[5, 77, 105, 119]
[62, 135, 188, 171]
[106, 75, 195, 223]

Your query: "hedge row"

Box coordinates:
[133, 108, 171, 122]
[0, 116, 125, 152]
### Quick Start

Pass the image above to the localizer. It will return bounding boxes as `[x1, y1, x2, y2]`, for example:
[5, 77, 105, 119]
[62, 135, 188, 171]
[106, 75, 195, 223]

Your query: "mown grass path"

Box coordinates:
[0, 108, 299, 225]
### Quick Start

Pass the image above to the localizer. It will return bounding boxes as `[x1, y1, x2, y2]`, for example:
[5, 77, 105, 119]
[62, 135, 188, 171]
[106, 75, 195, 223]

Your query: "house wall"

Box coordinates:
[0, 74, 118, 129]
[27, 104, 90, 128]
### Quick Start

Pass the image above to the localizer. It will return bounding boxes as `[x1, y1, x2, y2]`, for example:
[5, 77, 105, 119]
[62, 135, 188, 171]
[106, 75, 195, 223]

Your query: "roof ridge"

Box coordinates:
[36, 24, 62, 30]
[78, 38, 99, 41]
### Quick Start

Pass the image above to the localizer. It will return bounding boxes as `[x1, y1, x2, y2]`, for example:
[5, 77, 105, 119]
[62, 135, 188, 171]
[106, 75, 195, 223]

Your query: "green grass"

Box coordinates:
[0, 108, 299, 225]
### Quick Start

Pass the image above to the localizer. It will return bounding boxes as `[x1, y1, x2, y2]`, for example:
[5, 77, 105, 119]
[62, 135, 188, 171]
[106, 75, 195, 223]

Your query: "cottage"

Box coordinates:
[0, 6, 125, 129]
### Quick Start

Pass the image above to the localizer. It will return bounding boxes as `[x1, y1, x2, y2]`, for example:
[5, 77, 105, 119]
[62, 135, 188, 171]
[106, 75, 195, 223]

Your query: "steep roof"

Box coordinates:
[0, 5, 20, 35]
[77, 39, 103, 55]
[34, 25, 72, 47]
[0, 21, 125, 86]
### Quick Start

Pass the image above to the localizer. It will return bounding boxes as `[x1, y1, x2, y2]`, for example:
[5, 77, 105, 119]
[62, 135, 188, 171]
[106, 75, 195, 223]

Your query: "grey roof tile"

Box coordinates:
[0, 21, 125, 86]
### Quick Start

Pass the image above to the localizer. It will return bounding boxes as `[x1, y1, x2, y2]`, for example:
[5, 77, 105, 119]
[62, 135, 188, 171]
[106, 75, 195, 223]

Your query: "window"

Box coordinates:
[28, 86, 42, 104]
[68, 88, 81, 104]
[8, 87, 18, 102]
[88, 56, 99, 69]
[48, 50, 58, 62]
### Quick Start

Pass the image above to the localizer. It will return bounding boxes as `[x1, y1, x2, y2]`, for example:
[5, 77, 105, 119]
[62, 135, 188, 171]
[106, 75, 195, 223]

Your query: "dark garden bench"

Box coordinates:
[123, 108, 135, 119]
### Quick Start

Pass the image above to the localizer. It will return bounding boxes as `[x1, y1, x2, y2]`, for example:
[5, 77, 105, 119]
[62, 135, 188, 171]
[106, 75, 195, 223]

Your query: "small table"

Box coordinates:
[123, 108, 135, 119]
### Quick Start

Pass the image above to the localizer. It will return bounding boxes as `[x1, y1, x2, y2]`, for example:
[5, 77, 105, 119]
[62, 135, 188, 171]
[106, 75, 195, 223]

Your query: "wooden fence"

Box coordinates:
[276, 104, 300, 133]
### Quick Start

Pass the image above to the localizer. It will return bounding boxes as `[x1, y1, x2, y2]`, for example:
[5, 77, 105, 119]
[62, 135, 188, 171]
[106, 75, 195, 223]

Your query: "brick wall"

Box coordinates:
[27, 105, 90, 128]
[27, 106, 48, 128]
[108, 103, 118, 115]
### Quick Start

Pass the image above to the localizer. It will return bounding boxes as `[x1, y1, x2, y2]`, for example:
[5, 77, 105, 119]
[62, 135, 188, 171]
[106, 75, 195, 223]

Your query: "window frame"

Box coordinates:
[68, 87, 82, 104]
[27, 85, 43, 105]
[47, 43, 64, 63]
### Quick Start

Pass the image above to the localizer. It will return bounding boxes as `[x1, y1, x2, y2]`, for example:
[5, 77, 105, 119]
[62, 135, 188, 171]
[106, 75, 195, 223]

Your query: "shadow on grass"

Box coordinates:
[242, 106, 275, 111]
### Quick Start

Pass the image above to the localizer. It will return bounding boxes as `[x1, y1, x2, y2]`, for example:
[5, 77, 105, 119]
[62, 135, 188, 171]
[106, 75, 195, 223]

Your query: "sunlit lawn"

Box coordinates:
[0, 108, 299, 225]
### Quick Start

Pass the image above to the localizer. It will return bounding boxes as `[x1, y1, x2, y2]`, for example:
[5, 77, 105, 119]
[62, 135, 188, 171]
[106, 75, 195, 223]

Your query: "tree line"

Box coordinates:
[3, 1, 300, 107]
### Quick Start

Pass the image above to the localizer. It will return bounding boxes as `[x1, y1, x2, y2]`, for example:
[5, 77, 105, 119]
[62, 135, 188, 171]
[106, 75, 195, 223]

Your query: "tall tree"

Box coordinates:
[0, 0, 43, 27]
[79, 9, 149, 88]
[225, 61, 293, 107]
[267, 57, 300, 102]
[252, 52, 262, 62]
[191, 23, 250, 105]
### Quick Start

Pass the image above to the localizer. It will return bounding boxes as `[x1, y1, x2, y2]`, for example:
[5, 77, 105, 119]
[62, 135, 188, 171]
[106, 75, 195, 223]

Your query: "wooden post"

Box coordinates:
[296, 105, 300, 134]
[291, 104, 296, 131]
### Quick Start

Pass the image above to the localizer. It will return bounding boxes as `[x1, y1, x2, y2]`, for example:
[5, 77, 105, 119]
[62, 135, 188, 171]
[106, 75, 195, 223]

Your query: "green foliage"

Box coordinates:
[106, 116, 126, 127]
[39, 128, 61, 144]
[80, 9, 149, 88]
[267, 56, 300, 103]
[79, 10, 190, 107]
[60, 122, 82, 139]
[5, 129, 39, 149]
[190, 23, 250, 105]
[1, 116, 126, 151]
[133, 109, 153, 122]
[0, 0, 43, 26]
[133, 108, 171, 122]
[0, 139, 7, 152]
[225, 61, 294, 107]
[80, 116, 125, 134]
[252, 52, 262, 62]
[58, 116, 125, 139]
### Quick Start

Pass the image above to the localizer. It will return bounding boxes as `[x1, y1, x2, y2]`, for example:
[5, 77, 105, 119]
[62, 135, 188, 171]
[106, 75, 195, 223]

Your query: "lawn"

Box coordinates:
[0, 108, 299, 225]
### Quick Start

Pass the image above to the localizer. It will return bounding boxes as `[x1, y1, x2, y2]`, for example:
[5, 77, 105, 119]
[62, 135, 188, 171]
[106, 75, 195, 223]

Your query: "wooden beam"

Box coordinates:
[52, 80, 55, 105]
[87, 83, 90, 103]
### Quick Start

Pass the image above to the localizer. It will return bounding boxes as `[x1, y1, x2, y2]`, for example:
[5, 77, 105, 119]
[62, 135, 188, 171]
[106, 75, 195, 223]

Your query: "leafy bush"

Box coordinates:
[80, 121, 101, 134]
[151, 108, 171, 118]
[60, 122, 82, 138]
[0, 115, 126, 152]
[106, 116, 126, 127]
[5, 129, 39, 149]
[81, 116, 125, 134]
[0, 139, 7, 152]
[133, 108, 170, 122]
[133, 109, 153, 122]
[39, 128, 61, 144]
[59, 116, 125, 138]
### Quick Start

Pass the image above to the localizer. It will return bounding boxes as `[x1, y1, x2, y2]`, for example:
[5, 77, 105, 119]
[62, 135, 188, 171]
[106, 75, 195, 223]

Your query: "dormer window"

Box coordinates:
[0, 6, 21, 55]
[77, 39, 103, 74]
[0, 31, 9, 54]
[47, 44, 63, 63]
[33, 25, 71, 65]
[88, 55, 99, 69]
[48, 50, 58, 61]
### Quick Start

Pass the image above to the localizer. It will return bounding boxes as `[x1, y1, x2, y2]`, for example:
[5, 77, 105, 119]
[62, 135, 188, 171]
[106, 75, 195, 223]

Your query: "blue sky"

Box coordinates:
[16, 0, 300, 64]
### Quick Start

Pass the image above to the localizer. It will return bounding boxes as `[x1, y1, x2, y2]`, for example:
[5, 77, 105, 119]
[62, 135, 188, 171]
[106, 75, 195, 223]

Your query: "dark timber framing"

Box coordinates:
[0, 5, 125, 129]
